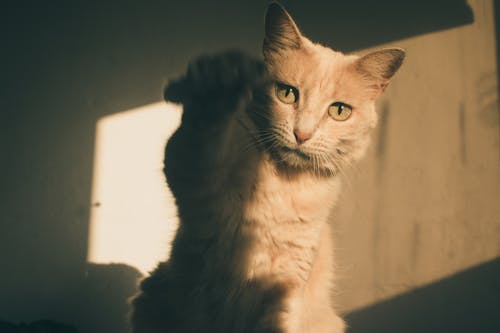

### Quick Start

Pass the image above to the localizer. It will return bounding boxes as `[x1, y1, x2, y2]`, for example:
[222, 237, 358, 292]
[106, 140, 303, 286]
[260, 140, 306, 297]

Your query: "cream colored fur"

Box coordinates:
[130, 3, 404, 333]
[242, 156, 343, 332]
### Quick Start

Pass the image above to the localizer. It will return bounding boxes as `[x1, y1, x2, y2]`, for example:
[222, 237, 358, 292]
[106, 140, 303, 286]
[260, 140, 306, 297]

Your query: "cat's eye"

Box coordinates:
[328, 102, 352, 121]
[276, 83, 298, 104]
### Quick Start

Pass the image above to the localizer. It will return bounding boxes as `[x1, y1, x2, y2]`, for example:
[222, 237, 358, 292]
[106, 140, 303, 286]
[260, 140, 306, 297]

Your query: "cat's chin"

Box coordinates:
[280, 146, 312, 161]
[271, 146, 337, 176]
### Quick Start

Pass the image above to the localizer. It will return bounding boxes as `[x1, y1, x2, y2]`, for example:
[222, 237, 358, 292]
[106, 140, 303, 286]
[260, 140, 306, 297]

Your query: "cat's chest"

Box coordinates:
[241, 161, 340, 281]
[243, 164, 339, 224]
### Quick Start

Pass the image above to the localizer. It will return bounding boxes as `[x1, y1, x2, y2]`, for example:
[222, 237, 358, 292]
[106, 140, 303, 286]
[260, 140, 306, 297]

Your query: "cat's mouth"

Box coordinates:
[271, 144, 337, 176]
[280, 146, 311, 160]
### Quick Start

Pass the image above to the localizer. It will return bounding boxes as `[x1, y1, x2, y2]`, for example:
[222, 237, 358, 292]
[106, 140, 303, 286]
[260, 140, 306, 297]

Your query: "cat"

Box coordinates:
[130, 3, 404, 333]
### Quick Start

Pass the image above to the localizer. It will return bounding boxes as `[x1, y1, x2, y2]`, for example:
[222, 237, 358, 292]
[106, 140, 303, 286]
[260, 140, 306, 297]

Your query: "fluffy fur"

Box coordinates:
[130, 3, 404, 333]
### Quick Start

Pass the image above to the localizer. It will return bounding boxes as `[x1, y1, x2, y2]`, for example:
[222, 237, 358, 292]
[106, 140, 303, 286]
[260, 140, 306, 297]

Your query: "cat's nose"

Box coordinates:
[294, 129, 312, 145]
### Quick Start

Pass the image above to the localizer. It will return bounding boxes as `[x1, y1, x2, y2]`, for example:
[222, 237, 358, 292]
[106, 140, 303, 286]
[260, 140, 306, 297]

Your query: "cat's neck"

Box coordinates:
[244, 153, 341, 226]
[237, 153, 340, 283]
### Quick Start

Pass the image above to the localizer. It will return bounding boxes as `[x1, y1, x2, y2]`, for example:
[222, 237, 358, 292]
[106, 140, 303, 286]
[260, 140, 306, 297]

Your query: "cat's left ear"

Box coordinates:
[263, 3, 303, 59]
[354, 48, 406, 96]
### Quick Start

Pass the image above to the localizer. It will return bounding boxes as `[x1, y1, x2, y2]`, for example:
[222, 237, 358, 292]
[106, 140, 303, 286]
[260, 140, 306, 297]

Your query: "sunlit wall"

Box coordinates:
[87, 102, 181, 274]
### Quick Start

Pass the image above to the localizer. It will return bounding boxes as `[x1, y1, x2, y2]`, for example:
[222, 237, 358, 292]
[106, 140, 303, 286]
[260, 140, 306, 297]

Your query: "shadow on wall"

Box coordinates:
[345, 258, 500, 333]
[0, 263, 141, 333]
[280, 0, 473, 51]
[0, 320, 80, 333]
[75, 263, 142, 333]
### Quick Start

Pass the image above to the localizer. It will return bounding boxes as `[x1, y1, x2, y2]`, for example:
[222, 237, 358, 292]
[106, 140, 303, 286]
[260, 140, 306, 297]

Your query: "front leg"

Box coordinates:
[163, 51, 268, 204]
[283, 291, 345, 333]
[281, 290, 304, 333]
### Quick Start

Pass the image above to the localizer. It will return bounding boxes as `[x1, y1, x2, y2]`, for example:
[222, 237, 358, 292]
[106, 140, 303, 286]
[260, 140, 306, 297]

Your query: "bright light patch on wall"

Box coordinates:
[87, 102, 182, 275]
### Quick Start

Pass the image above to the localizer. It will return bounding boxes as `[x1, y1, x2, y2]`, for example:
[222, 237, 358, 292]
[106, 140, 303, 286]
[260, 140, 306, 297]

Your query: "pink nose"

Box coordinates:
[294, 129, 312, 144]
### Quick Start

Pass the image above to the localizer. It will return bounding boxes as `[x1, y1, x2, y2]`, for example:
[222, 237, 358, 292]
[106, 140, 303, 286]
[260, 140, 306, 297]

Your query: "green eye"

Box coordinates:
[276, 83, 298, 104]
[328, 102, 352, 121]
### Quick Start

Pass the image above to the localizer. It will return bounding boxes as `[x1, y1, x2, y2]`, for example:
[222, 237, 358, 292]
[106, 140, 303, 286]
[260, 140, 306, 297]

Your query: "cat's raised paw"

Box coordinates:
[164, 50, 267, 105]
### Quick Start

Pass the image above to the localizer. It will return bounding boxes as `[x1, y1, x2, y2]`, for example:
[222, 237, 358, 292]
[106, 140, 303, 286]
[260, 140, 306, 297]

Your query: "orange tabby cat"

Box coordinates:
[131, 3, 404, 333]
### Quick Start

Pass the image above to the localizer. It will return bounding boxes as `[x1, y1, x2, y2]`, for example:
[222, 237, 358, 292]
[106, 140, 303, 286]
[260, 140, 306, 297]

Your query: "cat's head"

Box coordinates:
[257, 3, 404, 175]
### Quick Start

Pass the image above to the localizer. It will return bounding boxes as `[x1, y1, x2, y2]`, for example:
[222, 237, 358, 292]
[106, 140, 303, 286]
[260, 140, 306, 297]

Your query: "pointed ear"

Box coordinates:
[263, 3, 302, 59]
[355, 48, 406, 94]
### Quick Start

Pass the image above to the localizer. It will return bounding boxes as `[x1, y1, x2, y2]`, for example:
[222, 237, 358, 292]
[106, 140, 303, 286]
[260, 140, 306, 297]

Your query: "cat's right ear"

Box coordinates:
[263, 3, 303, 59]
[354, 48, 406, 96]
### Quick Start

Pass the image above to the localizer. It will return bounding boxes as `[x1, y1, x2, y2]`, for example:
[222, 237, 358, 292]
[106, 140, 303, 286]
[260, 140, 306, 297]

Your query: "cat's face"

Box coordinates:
[257, 4, 404, 175]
